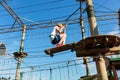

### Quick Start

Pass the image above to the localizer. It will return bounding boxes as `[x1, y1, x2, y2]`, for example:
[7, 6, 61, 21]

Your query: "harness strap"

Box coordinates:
[49, 34, 55, 37]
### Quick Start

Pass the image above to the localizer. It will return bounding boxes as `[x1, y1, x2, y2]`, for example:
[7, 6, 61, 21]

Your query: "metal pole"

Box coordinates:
[118, 9, 120, 28]
[80, 1, 85, 39]
[50, 67, 52, 80]
[39, 67, 42, 80]
[0, 0, 24, 25]
[67, 62, 70, 80]
[85, 0, 108, 80]
[59, 66, 62, 80]
[20, 72, 23, 80]
[79, 1, 90, 76]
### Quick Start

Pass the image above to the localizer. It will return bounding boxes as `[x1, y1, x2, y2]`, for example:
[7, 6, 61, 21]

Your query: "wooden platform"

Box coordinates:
[13, 52, 28, 58]
[76, 35, 120, 57]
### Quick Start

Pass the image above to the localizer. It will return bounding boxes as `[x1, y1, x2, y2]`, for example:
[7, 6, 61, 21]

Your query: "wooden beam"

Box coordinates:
[80, 74, 97, 80]
[44, 42, 76, 56]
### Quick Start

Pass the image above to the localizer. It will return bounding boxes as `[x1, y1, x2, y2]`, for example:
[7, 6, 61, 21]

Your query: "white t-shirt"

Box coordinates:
[50, 26, 65, 41]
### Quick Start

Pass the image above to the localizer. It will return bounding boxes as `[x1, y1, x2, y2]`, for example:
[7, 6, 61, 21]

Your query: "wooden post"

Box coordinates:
[95, 58, 109, 80]
[15, 57, 21, 80]
[14, 25, 27, 80]
[85, 0, 108, 80]
[85, 0, 98, 36]
[83, 57, 90, 76]
[80, 1, 90, 76]
[76, 0, 90, 76]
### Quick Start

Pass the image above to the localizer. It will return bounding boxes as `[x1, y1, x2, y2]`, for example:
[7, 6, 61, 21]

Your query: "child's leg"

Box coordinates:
[59, 33, 66, 44]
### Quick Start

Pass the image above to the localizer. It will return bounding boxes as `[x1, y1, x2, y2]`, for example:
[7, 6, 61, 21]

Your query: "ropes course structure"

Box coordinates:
[44, 0, 120, 80]
[0, 0, 119, 80]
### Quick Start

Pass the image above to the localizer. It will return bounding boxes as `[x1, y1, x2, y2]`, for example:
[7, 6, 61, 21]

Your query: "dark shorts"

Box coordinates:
[52, 35, 60, 44]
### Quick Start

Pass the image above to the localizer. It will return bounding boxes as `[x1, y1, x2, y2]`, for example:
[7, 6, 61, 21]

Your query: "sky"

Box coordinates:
[0, 0, 120, 80]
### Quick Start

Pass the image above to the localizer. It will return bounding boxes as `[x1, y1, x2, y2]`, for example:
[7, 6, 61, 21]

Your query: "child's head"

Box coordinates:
[57, 23, 63, 28]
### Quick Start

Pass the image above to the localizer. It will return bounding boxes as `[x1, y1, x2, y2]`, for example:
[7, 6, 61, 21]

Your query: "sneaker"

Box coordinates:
[56, 43, 63, 47]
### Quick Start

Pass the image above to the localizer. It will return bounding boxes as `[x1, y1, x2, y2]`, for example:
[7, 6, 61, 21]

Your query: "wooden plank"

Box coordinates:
[44, 42, 76, 56]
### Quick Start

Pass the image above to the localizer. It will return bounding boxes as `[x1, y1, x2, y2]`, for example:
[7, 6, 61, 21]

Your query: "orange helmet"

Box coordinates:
[57, 23, 63, 27]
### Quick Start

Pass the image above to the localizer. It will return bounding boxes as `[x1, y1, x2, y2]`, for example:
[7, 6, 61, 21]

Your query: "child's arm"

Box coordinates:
[56, 29, 61, 34]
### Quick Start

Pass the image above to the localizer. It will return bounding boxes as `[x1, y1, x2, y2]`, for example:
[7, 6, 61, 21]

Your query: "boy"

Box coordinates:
[49, 23, 67, 47]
